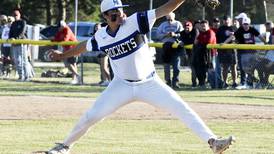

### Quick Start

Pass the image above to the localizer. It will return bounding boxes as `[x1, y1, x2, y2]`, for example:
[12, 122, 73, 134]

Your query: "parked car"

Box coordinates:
[68, 22, 98, 62]
[40, 25, 59, 39]
[39, 25, 59, 61]
[68, 22, 96, 41]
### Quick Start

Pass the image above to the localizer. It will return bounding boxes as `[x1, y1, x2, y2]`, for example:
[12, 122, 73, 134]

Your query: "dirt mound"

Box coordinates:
[0, 96, 273, 121]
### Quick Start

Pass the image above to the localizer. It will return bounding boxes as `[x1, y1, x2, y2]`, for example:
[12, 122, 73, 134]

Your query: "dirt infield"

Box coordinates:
[0, 96, 273, 121]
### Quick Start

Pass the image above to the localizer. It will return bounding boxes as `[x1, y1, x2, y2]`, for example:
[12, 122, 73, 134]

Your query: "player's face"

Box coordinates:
[104, 8, 126, 26]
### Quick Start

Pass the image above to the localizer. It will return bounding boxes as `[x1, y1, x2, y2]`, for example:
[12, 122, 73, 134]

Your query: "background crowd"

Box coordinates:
[157, 12, 274, 90]
[0, 9, 274, 89]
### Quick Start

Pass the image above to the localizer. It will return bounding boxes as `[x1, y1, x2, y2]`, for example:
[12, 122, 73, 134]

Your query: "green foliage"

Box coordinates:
[0, 0, 100, 25]
[66, 0, 100, 23]
[1, 0, 273, 25]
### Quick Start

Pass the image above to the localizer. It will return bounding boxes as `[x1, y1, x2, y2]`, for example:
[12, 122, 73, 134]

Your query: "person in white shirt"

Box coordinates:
[44, 0, 235, 154]
[1, 16, 14, 77]
[157, 12, 183, 89]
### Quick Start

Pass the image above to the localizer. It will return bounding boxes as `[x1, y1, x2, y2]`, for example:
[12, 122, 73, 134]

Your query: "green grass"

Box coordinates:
[0, 119, 273, 154]
[0, 63, 274, 153]
[0, 63, 273, 106]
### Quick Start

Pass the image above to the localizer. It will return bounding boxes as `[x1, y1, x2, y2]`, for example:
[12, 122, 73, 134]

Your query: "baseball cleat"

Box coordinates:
[47, 143, 70, 154]
[209, 136, 235, 154]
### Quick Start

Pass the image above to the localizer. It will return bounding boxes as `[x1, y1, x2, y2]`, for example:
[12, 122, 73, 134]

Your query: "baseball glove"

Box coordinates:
[195, 0, 220, 10]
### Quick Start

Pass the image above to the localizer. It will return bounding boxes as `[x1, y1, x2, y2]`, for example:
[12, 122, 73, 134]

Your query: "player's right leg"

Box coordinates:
[47, 77, 133, 154]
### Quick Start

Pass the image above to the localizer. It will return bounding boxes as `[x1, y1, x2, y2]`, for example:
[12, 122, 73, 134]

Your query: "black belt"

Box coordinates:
[126, 79, 141, 82]
[125, 71, 155, 82]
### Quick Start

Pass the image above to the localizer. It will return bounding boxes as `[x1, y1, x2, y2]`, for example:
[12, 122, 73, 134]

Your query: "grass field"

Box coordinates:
[0, 119, 274, 154]
[0, 63, 273, 154]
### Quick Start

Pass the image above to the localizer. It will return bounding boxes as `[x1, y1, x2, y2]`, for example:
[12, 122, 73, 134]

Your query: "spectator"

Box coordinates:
[53, 20, 81, 85]
[265, 21, 274, 44]
[233, 18, 240, 29]
[193, 20, 216, 88]
[0, 15, 7, 34]
[95, 23, 112, 87]
[217, 16, 237, 88]
[0, 15, 7, 76]
[9, 9, 34, 81]
[224, 17, 266, 89]
[210, 17, 222, 89]
[211, 17, 220, 33]
[254, 21, 274, 88]
[234, 13, 248, 85]
[193, 20, 202, 39]
[157, 12, 183, 89]
[194, 20, 202, 34]
[179, 21, 197, 87]
[1, 15, 14, 77]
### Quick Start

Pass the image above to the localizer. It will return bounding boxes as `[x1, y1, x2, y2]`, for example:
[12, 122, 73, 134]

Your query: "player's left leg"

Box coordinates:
[136, 75, 235, 153]
[136, 75, 216, 141]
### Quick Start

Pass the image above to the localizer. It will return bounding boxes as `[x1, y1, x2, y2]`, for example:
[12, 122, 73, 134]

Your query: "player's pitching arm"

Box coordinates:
[155, 0, 185, 19]
[49, 41, 88, 61]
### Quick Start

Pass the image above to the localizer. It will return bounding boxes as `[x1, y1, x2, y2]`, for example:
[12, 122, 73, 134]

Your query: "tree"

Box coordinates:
[1, 0, 273, 26]
[0, 0, 100, 25]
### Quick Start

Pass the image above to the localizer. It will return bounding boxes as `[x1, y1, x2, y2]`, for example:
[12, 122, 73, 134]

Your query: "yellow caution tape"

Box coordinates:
[148, 42, 274, 50]
[0, 39, 79, 46]
[1, 39, 274, 50]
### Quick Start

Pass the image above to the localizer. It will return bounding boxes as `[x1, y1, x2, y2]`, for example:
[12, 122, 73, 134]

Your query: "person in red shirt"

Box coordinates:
[53, 21, 81, 84]
[192, 20, 216, 88]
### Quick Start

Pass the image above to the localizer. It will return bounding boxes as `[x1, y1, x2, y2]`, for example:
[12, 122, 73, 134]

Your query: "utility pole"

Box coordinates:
[74, 0, 84, 84]
[263, 0, 268, 21]
[148, 0, 153, 41]
[202, 6, 205, 20]
[230, 0, 233, 19]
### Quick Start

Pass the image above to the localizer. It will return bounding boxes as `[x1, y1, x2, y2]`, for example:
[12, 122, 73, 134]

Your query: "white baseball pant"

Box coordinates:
[63, 74, 216, 146]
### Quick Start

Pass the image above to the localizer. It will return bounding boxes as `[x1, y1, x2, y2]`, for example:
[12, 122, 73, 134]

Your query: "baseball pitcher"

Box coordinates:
[42, 0, 234, 154]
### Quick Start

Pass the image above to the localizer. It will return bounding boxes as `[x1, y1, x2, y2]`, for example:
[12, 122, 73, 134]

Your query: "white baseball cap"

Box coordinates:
[242, 17, 251, 24]
[101, 0, 129, 13]
[235, 12, 248, 19]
